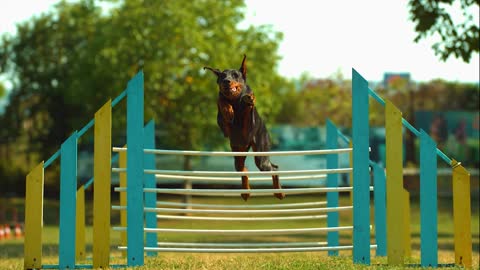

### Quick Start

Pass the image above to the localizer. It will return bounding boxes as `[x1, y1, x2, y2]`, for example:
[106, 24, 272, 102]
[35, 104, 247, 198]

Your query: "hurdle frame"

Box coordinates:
[23, 68, 472, 269]
[23, 72, 146, 269]
[352, 68, 472, 267]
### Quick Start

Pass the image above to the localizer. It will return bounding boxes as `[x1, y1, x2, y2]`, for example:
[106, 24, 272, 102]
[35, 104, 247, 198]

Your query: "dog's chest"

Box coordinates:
[228, 102, 253, 146]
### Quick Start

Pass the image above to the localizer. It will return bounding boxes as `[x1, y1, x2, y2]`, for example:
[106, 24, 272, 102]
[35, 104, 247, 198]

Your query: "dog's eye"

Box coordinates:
[233, 72, 239, 78]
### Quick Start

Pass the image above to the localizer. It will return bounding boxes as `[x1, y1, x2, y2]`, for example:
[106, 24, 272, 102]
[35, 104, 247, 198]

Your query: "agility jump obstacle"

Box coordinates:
[24, 69, 472, 269]
[111, 131, 378, 256]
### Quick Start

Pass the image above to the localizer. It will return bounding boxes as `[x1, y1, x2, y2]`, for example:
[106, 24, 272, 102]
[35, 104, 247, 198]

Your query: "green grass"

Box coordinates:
[1, 194, 478, 269]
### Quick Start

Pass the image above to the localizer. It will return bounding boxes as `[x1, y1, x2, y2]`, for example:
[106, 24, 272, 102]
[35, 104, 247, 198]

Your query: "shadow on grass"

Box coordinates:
[0, 243, 122, 259]
[371, 263, 458, 268]
[404, 264, 457, 268]
[1, 242, 63, 259]
[410, 232, 480, 252]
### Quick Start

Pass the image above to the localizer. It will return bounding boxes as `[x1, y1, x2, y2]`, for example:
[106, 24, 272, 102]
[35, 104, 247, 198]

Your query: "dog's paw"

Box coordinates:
[242, 93, 255, 106]
[241, 193, 251, 201]
[274, 193, 286, 200]
[223, 108, 234, 122]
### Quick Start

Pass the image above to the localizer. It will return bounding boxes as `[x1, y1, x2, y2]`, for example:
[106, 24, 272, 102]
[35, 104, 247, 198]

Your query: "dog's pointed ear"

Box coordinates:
[239, 54, 247, 81]
[203, 67, 222, 77]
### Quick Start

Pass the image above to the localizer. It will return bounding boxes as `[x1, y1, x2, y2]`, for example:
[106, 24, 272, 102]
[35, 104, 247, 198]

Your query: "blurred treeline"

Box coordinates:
[0, 0, 478, 195]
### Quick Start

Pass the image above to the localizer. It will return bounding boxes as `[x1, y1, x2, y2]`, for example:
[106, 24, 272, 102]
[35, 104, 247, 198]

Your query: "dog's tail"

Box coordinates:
[271, 162, 278, 170]
[254, 156, 278, 172]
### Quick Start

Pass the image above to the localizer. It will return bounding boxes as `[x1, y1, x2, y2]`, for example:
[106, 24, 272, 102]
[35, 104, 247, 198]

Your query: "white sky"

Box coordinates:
[0, 0, 479, 84]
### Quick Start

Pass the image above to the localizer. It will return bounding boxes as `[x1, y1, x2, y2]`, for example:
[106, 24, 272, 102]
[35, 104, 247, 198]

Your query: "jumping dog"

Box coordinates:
[204, 55, 285, 201]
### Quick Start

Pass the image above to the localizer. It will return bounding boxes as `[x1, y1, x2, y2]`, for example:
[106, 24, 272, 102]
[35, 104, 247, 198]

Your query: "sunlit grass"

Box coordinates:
[1, 195, 478, 269]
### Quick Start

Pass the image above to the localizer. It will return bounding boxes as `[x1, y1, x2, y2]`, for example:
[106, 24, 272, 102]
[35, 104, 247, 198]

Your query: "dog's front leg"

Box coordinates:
[240, 92, 256, 140]
[232, 146, 250, 201]
[217, 98, 234, 137]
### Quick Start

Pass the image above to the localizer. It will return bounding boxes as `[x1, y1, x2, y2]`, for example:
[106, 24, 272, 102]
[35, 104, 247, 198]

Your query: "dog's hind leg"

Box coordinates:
[271, 175, 285, 200]
[253, 143, 285, 200]
[232, 146, 250, 201]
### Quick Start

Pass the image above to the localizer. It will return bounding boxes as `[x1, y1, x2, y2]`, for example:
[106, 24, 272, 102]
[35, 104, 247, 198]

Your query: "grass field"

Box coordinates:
[0, 194, 478, 269]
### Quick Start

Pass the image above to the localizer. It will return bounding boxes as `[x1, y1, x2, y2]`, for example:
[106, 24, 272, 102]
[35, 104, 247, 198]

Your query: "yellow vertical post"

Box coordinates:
[403, 188, 411, 258]
[76, 186, 86, 261]
[452, 161, 472, 268]
[385, 100, 405, 265]
[119, 145, 127, 257]
[93, 100, 112, 268]
[24, 162, 44, 270]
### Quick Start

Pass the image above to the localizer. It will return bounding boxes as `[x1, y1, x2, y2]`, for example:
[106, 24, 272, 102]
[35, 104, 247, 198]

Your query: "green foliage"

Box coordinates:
[414, 79, 479, 111]
[276, 74, 479, 129]
[0, 0, 289, 193]
[408, 0, 479, 62]
[275, 76, 353, 127]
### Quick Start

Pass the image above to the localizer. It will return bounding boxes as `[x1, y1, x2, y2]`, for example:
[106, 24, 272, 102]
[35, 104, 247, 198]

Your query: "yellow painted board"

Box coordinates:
[403, 188, 411, 258]
[119, 144, 127, 257]
[76, 186, 86, 261]
[385, 100, 405, 265]
[452, 162, 472, 268]
[24, 162, 44, 270]
[93, 100, 112, 268]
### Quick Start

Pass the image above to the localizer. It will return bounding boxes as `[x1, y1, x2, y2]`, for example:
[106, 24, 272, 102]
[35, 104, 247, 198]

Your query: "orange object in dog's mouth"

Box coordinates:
[221, 82, 242, 99]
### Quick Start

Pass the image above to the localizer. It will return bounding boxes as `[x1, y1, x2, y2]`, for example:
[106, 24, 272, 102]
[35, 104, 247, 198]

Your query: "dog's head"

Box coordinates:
[204, 55, 247, 100]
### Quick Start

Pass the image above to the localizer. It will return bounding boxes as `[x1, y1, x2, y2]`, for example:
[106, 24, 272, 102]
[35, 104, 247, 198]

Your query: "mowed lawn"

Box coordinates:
[1, 194, 478, 270]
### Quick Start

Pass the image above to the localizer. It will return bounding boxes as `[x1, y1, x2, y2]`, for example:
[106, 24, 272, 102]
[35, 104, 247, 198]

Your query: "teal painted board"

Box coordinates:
[420, 129, 438, 267]
[372, 162, 387, 256]
[352, 68, 371, 264]
[127, 71, 145, 266]
[59, 132, 78, 269]
[144, 120, 157, 257]
[326, 120, 339, 256]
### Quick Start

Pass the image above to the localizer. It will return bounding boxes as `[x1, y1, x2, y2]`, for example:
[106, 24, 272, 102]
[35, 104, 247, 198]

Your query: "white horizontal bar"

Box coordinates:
[118, 245, 377, 253]
[155, 174, 327, 182]
[146, 206, 352, 214]
[143, 226, 354, 235]
[146, 168, 352, 176]
[156, 242, 328, 248]
[139, 187, 358, 195]
[113, 168, 352, 176]
[114, 186, 374, 195]
[155, 201, 327, 209]
[156, 214, 327, 221]
[112, 147, 352, 156]
[112, 205, 350, 214]
[114, 225, 374, 235]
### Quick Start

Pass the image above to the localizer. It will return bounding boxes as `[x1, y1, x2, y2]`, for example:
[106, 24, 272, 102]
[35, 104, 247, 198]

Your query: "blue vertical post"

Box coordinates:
[127, 71, 145, 266]
[420, 129, 438, 267]
[144, 120, 157, 257]
[352, 68, 370, 264]
[326, 119, 339, 256]
[59, 131, 78, 269]
[372, 162, 387, 256]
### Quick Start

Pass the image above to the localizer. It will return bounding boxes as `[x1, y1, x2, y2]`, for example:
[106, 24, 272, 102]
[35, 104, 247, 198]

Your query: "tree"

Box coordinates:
[276, 75, 353, 127]
[0, 0, 290, 193]
[0, 0, 110, 161]
[409, 0, 479, 62]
